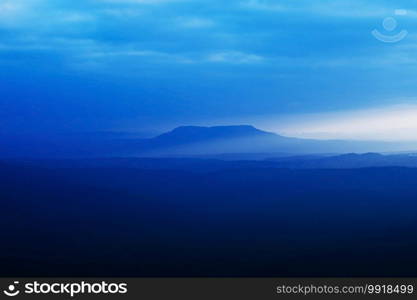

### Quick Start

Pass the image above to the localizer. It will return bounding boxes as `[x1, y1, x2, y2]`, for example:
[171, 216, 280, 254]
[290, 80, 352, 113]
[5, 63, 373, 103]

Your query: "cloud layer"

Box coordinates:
[1, 0, 417, 137]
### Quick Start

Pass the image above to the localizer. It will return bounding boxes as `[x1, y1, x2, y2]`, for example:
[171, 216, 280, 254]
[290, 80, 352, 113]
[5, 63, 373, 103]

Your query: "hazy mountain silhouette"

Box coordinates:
[118, 125, 303, 157]
[131, 125, 412, 157]
[154, 125, 277, 143]
[13, 152, 417, 171]
[267, 152, 417, 168]
[2, 125, 417, 158]
[136, 125, 288, 153]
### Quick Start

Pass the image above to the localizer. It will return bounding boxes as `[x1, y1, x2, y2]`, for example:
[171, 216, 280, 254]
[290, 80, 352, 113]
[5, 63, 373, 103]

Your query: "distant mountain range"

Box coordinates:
[154, 125, 276, 142]
[267, 152, 417, 169]
[132, 125, 294, 156]
[125, 125, 417, 157]
[3, 125, 417, 158]
[13, 152, 417, 170]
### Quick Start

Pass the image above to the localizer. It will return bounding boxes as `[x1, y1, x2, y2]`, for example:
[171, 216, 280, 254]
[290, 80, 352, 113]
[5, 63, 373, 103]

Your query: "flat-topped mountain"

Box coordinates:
[134, 125, 302, 156]
[158, 125, 275, 138]
[134, 125, 406, 157]
[2, 125, 417, 158]
[151, 125, 279, 144]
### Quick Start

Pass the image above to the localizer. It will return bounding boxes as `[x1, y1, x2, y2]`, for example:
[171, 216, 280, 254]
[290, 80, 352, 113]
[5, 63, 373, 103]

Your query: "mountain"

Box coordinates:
[2, 125, 417, 158]
[129, 125, 414, 157]
[13, 152, 417, 171]
[152, 125, 277, 144]
[130, 125, 304, 157]
[267, 153, 417, 168]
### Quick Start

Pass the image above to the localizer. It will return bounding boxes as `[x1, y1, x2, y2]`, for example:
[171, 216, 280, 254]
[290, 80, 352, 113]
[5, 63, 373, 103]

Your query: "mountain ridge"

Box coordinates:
[134, 125, 409, 157]
[153, 125, 280, 141]
[2, 125, 417, 158]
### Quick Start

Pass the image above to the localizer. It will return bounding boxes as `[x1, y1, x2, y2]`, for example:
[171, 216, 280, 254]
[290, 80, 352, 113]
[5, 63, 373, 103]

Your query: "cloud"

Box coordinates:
[176, 17, 215, 29]
[0, 1, 416, 78]
[0, 0, 34, 27]
[81, 48, 265, 66]
[100, 8, 143, 17]
[241, 0, 284, 12]
[0, 0, 96, 31]
[2, 0, 417, 133]
[86, 49, 195, 64]
[241, 0, 397, 18]
[269, 104, 417, 141]
[100, 0, 187, 4]
[58, 12, 96, 23]
[206, 51, 264, 64]
[0, 2, 21, 15]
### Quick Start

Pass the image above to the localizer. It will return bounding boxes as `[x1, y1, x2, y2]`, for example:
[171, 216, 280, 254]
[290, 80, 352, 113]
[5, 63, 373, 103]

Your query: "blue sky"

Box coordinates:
[1, 0, 417, 140]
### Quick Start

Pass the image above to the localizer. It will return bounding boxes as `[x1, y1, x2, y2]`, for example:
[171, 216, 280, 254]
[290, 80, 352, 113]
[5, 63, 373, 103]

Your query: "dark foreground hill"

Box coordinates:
[1, 160, 417, 276]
